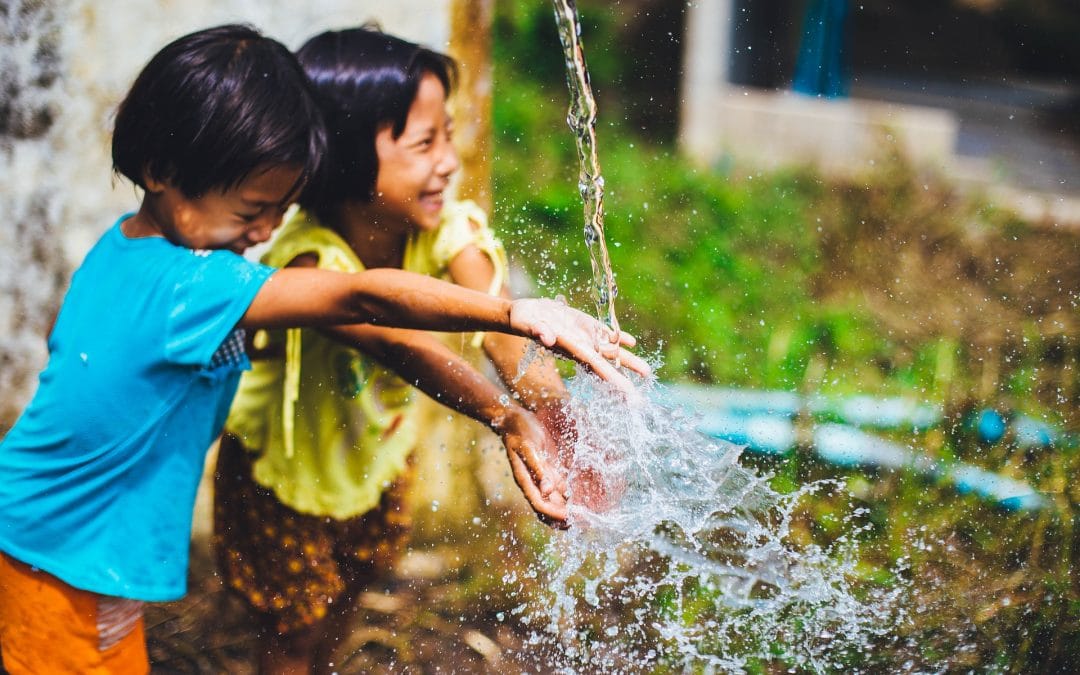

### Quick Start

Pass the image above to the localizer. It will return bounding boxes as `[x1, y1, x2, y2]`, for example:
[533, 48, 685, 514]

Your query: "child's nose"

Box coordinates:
[437, 143, 460, 178]
[247, 214, 279, 244]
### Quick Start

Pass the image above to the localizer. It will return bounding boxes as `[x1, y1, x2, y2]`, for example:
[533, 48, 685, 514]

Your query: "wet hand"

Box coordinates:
[534, 399, 623, 514]
[508, 298, 651, 395]
[497, 406, 570, 528]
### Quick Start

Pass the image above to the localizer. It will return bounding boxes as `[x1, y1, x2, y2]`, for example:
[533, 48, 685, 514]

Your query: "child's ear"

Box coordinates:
[142, 171, 166, 194]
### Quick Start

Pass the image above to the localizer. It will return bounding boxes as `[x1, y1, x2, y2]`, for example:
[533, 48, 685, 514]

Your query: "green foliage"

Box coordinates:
[493, 74, 895, 392]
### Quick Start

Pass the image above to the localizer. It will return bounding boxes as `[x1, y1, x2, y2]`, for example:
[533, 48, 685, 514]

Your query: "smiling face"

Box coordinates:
[134, 165, 303, 253]
[369, 72, 460, 233]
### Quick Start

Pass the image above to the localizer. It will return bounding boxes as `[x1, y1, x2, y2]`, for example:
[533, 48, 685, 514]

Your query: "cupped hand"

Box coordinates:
[533, 399, 624, 514]
[508, 298, 651, 395]
[497, 406, 570, 528]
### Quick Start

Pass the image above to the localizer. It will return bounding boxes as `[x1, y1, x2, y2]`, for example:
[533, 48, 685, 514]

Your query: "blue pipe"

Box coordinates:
[659, 385, 1049, 511]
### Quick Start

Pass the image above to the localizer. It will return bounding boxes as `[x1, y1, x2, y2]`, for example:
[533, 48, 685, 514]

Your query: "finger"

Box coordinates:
[515, 439, 555, 496]
[598, 327, 637, 349]
[615, 348, 652, 377]
[564, 348, 638, 394]
[554, 465, 569, 498]
[536, 439, 570, 499]
[533, 323, 558, 348]
[508, 451, 569, 525]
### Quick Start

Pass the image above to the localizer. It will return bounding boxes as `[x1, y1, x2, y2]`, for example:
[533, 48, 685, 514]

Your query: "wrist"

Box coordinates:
[504, 298, 519, 335]
[532, 389, 570, 411]
[486, 398, 524, 434]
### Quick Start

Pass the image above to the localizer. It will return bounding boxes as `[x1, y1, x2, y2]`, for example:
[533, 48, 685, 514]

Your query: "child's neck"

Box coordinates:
[334, 201, 408, 270]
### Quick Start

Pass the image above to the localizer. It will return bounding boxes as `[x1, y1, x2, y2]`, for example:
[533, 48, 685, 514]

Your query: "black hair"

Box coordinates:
[295, 26, 456, 218]
[112, 24, 326, 199]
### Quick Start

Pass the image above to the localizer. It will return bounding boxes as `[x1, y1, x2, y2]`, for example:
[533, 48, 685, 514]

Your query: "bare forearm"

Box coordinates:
[345, 326, 517, 431]
[353, 269, 514, 333]
[242, 267, 513, 332]
[244, 267, 646, 391]
[484, 332, 569, 412]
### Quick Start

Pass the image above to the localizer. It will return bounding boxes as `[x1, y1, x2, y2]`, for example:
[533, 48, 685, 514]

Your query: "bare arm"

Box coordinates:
[264, 254, 569, 524]
[448, 245, 570, 413]
[241, 267, 512, 332]
[321, 320, 569, 525]
[449, 243, 625, 513]
[240, 266, 649, 391]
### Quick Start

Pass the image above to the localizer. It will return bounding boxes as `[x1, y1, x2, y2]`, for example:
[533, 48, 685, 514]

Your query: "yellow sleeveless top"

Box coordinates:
[225, 201, 507, 519]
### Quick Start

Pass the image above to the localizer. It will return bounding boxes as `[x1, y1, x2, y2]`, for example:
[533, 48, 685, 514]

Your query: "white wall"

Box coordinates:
[678, 0, 957, 174]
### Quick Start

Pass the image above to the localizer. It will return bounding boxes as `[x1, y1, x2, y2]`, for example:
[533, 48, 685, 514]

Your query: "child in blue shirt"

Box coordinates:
[0, 24, 646, 674]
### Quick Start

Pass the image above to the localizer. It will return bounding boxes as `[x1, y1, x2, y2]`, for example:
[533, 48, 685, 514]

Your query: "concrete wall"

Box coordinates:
[679, 0, 958, 176]
[677, 1, 1080, 224]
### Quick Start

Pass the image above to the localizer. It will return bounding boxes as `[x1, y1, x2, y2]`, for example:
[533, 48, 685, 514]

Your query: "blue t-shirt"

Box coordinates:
[0, 216, 274, 601]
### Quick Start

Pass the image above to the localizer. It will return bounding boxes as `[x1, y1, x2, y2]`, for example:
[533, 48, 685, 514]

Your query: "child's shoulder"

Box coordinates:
[427, 199, 493, 254]
[85, 216, 250, 277]
[438, 199, 489, 235]
[264, 208, 360, 272]
[405, 199, 505, 279]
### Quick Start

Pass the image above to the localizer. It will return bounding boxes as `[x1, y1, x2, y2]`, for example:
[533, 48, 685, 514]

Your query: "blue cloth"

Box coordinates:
[0, 216, 274, 601]
[793, 0, 849, 98]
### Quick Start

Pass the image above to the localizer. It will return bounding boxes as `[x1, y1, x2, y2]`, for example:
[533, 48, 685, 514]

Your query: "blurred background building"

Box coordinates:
[679, 0, 1080, 223]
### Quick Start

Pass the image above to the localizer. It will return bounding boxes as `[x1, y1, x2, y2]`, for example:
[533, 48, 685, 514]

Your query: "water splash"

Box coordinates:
[537, 6, 906, 667]
[513, 370, 910, 673]
[549, 0, 620, 338]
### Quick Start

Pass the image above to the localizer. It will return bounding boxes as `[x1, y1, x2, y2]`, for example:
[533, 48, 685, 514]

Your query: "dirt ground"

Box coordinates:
[146, 538, 536, 674]
[146, 419, 554, 674]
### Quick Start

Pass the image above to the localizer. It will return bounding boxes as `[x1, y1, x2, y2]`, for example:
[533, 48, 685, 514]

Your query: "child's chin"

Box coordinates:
[413, 214, 442, 231]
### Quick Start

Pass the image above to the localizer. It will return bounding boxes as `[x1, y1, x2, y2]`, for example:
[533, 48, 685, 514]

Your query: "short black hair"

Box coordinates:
[113, 24, 326, 199]
[295, 26, 455, 218]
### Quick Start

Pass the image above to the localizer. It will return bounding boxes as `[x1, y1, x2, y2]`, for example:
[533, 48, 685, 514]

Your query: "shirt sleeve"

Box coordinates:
[164, 251, 276, 366]
[432, 201, 509, 296]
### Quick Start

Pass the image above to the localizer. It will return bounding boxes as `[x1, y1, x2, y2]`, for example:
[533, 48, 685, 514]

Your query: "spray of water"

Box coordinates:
[549, 0, 619, 339]
[510, 370, 910, 672]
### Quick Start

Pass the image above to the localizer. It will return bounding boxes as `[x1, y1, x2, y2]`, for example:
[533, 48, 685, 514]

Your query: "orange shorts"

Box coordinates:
[0, 552, 148, 674]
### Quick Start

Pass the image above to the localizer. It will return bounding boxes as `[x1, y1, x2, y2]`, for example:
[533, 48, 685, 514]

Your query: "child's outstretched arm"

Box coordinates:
[449, 243, 625, 513]
[446, 245, 599, 407]
[317, 321, 570, 526]
[240, 267, 649, 392]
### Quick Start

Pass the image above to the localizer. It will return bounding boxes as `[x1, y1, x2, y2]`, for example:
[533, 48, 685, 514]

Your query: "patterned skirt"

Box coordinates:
[212, 434, 413, 634]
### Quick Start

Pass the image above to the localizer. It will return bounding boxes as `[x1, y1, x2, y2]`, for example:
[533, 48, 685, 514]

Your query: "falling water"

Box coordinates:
[514, 372, 910, 672]
[549, 0, 620, 337]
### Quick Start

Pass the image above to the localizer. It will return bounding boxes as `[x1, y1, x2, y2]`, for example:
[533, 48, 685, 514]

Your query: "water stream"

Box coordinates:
[549, 0, 620, 338]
